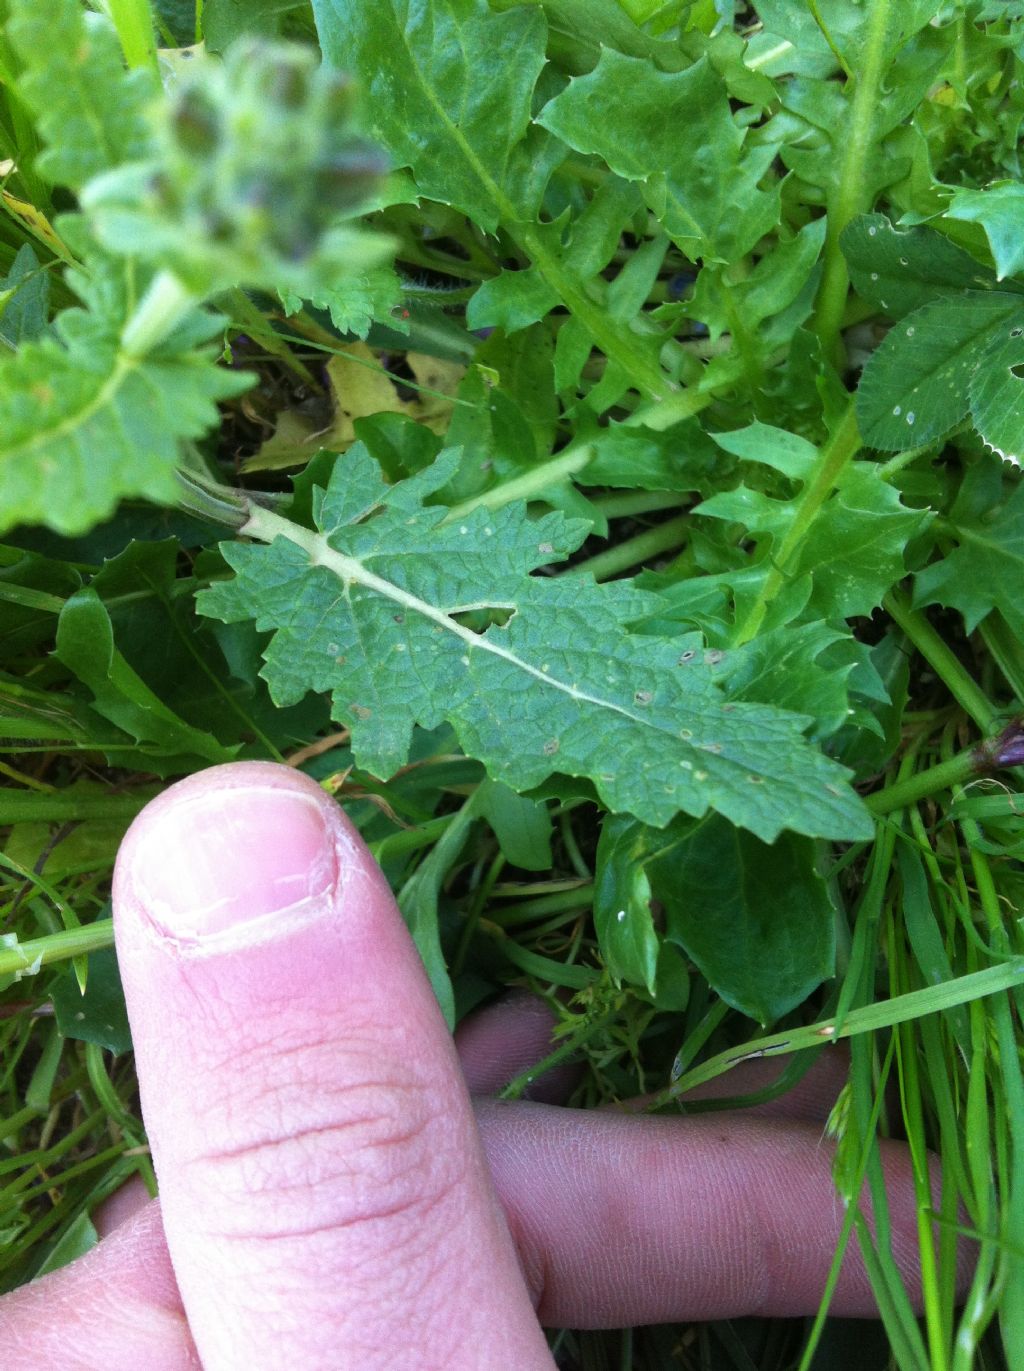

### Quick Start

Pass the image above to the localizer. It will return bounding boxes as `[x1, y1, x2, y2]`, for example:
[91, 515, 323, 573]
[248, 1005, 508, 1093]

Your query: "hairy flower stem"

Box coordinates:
[810, 0, 895, 366]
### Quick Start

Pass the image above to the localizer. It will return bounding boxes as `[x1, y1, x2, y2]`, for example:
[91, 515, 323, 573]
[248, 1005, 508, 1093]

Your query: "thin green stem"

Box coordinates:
[648, 962, 1024, 1111]
[573, 513, 689, 582]
[622, 385, 715, 432]
[867, 749, 983, 816]
[811, 0, 895, 363]
[731, 403, 862, 646]
[442, 446, 594, 523]
[885, 591, 997, 732]
[591, 490, 685, 520]
[0, 922, 114, 978]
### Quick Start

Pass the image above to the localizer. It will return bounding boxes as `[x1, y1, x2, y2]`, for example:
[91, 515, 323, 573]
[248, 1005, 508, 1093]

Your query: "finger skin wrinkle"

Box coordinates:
[176, 1073, 470, 1239]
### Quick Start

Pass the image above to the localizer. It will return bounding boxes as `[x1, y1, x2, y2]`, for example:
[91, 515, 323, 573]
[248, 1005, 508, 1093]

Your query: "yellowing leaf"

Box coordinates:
[244, 342, 464, 472]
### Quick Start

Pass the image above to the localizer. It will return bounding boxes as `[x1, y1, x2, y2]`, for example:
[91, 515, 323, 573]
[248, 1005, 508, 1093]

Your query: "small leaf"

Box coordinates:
[914, 458, 1024, 641]
[478, 779, 553, 872]
[593, 813, 663, 993]
[51, 947, 132, 1055]
[538, 50, 779, 264]
[55, 587, 236, 764]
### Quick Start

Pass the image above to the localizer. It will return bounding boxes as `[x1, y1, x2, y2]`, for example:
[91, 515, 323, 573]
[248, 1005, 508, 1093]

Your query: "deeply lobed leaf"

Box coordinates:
[198, 448, 872, 843]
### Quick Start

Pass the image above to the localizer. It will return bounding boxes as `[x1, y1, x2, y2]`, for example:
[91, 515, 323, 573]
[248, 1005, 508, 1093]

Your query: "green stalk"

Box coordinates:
[573, 512, 689, 582]
[731, 403, 862, 646]
[442, 446, 594, 522]
[0, 922, 115, 978]
[866, 749, 983, 817]
[622, 385, 715, 431]
[810, 0, 895, 364]
[592, 490, 685, 519]
[885, 591, 997, 732]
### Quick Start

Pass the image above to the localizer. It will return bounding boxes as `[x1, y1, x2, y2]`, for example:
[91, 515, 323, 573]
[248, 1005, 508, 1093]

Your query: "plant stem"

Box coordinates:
[442, 446, 594, 522]
[885, 590, 997, 732]
[731, 403, 861, 645]
[810, 0, 894, 364]
[592, 490, 685, 519]
[866, 748, 983, 816]
[121, 270, 198, 357]
[0, 922, 115, 978]
[622, 385, 715, 431]
[648, 961, 1024, 1110]
[514, 223, 672, 401]
[573, 513, 689, 582]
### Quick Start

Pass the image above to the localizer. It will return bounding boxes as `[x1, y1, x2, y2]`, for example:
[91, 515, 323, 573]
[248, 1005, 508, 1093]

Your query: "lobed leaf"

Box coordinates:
[0, 273, 251, 537]
[198, 448, 872, 843]
[7, 0, 157, 192]
[311, 0, 549, 232]
[537, 50, 779, 265]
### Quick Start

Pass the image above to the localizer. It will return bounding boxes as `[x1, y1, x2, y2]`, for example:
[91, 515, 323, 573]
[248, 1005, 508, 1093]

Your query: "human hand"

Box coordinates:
[0, 763, 969, 1369]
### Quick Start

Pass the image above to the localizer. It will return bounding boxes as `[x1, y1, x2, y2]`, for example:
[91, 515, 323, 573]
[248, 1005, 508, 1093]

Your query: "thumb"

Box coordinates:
[113, 761, 553, 1371]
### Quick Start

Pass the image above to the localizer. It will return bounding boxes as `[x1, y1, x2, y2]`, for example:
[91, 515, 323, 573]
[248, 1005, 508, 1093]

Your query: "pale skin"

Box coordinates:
[0, 762, 971, 1369]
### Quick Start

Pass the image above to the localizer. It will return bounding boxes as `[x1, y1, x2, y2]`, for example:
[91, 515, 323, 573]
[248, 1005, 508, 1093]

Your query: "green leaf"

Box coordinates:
[914, 458, 1024, 641]
[537, 50, 779, 264]
[841, 213, 999, 321]
[652, 812, 836, 1025]
[969, 321, 1024, 465]
[198, 447, 872, 842]
[54, 586, 236, 765]
[0, 272, 252, 537]
[593, 812, 662, 993]
[51, 947, 132, 1055]
[279, 265, 405, 339]
[795, 467, 932, 620]
[312, 0, 549, 232]
[947, 182, 1024, 282]
[477, 779, 553, 872]
[698, 426, 930, 622]
[855, 292, 1024, 450]
[0, 244, 50, 347]
[203, 0, 311, 50]
[7, 0, 157, 192]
